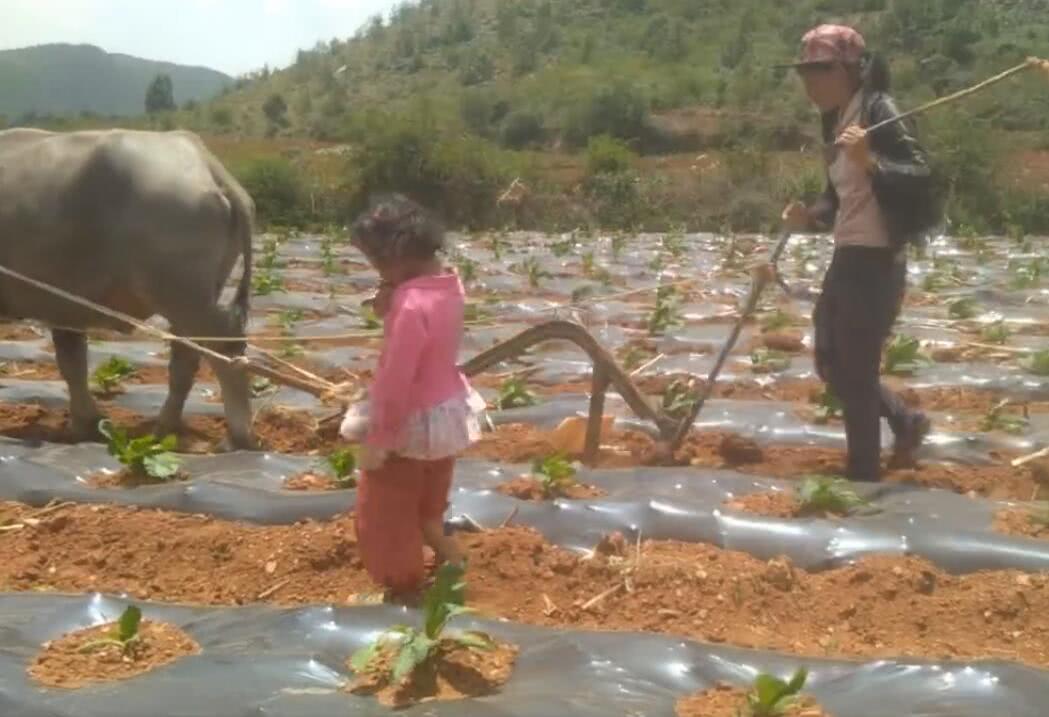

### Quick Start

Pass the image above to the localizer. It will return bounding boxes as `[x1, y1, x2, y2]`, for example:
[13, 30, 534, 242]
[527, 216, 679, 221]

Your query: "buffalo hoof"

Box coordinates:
[71, 416, 106, 444]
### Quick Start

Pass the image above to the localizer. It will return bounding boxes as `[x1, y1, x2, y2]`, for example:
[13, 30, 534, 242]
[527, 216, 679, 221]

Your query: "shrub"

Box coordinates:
[234, 157, 305, 227]
[563, 83, 649, 147]
[586, 135, 635, 176]
[501, 111, 545, 149]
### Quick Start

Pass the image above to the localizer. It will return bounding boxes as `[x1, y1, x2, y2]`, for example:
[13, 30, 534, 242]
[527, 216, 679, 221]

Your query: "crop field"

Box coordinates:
[0, 228, 1047, 716]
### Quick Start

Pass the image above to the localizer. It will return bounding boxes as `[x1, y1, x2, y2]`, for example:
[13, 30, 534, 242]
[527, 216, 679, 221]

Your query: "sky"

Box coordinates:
[1, 0, 401, 76]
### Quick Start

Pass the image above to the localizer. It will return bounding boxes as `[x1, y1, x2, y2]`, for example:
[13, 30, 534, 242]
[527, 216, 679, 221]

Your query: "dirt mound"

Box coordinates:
[676, 683, 831, 717]
[496, 476, 605, 501]
[350, 640, 516, 708]
[717, 434, 765, 465]
[28, 619, 199, 689]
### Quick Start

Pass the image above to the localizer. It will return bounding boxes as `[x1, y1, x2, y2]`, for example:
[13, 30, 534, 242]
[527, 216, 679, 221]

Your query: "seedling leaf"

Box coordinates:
[797, 475, 867, 515]
[455, 630, 495, 651]
[497, 377, 537, 410]
[115, 605, 142, 643]
[533, 454, 579, 498]
[1021, 350, 1049, 377]
[747, 668, 808, 717]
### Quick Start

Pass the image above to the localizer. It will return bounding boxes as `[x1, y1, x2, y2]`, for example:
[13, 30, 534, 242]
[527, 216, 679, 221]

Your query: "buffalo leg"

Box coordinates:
[156, 340, 200, 437]
[51, 328, 103, 440]
[207, 355, 256, 451]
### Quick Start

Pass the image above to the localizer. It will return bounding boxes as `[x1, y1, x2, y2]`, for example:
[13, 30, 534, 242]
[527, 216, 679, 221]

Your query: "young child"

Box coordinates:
[340, 195, 484, 601]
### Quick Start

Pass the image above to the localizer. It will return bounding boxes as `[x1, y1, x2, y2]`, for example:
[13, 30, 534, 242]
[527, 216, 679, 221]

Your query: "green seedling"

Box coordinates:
[979, 400, 1029, 435]
[78, 606, 143, 656]
[956, 234, 988, 253]
[99, 420, 181, 481]
[252, 267, 285, 295]
[90, 356, 137, 395]
[750, 347, 792, 374]
[517, 257, 552, 289]
[325, 447, 359, 488]
[797, 476, 868, 515]
[251, 377, 277, 397]
[1021, 349, 1049, 377]
[581, 251, 596, 277]
[463, 302, 492, 323]
[350, 564, 492, 686]
[360, 305, 381, 330]
[275, 308, 305, 333]
[532, 454, 579, 499]
[455, 255, 478, 284]
[278, 342, 305, 359]
[1009, 257, 1046, 289]
[980, 320, 1011, 345]
[883, 334, 930, 376]
[647, 286, 681, 336]
[551, 238, 573, 257]
[921, 264, 964, 292]
[318, 239, 335, 276]
[662, 230, 685, 259]
[662, 379, 699, 422]
[259, 238, 284, 270]
[745, 668, 809, 717]
[496, 377, 537, 410]
[488, 233, 504, 261]
[948, 298, 979, 320]
[811, 388, 843, 425]
[760, 310, 795, 333]
[571, 285, 597, 304]
[647, 253, 664, 273]
[619, 344, 655, 372]
[611, 233, 627, 261]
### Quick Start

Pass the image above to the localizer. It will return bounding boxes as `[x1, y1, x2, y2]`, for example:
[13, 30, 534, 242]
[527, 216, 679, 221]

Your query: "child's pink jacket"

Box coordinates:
[365, 273, 471, 451]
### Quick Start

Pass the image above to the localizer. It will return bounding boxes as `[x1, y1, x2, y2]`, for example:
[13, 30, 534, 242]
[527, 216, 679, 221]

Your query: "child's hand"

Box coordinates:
[359, 445, 388, 472]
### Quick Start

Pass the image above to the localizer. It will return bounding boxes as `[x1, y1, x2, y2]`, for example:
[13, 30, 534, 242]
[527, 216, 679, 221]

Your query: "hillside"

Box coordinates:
[0, 43, 231, 120]
[207, 0, 1049, 142]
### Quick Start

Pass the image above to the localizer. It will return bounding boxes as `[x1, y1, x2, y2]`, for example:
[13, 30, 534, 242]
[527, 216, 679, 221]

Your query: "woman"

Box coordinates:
[780, 25, 937, 482]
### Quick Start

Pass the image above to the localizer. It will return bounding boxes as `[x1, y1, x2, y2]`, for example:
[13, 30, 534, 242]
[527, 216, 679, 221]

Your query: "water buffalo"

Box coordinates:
[0, 128, 256, 449]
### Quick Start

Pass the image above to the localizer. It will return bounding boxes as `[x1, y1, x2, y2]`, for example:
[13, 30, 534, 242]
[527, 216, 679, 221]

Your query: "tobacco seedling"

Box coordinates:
[276, 308, 304, 334]
[99, 421, 181, 480]
[455, 255, 478, 284]
[979, 400, 1029, 435]
[325, 447, 359, 488]
[350, 564, 492, 685]
[571, 285, 597, 304]
[259, 238, 283, 270]
[611, 233, 626, 261]
[581, 251, 596, 277]
[980, 320, 1010, 345]
[78, 606, 143, 657]
[662, 230, 685, 259]
[647, 286, 681, 336]
[496, 377, 537, 410]
[522, 257, 552, 289]
[745, 668, 809, 717]
[948, 298, 979, 320]
[647, 253, 664, 273]
[463, 302, 492, 323]
[619, 344, 655, 371]
[360, 305, 381, 330]
[252, 267, 285, 295]
[750, 347, 792, 374]
[760, 310, 795, 332]
[278, 341, 305, 359]
[90, 356, 136, 395]
[1009, 257, 1045, 289]
[320, 239, 338, 275]
[488, 233, 504, 261]
[883, 334, 930, 376]
[662, 379, 699, 422]
[812, 388, 843, 424]
[532, 454, 579, 499]
[251, 377, 277, 397]
[1021, 349, 1049, 377]
[551, 238, 573, 257]
[797, 476, 867, 515]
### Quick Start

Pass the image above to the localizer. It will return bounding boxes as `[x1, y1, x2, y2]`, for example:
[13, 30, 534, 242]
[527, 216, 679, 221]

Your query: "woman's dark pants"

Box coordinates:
[813, 246, 922, 482]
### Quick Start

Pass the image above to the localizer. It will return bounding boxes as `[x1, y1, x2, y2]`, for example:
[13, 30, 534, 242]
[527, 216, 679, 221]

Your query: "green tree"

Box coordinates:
[263, 93, 289, 127]
[145, 74, 176, 114]
[235, 158, 304, 226]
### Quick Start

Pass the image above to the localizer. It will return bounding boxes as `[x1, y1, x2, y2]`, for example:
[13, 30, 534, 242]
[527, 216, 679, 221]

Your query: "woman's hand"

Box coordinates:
[781, 201, 811, 232]
[837, 124, 875, 170]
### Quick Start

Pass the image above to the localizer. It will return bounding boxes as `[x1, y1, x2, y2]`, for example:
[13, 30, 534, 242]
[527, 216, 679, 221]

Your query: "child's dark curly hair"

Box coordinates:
[350, 194, 444, 266]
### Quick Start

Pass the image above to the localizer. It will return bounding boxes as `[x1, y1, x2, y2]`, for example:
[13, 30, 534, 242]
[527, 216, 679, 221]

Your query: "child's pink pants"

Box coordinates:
[355, 455, 455, 594]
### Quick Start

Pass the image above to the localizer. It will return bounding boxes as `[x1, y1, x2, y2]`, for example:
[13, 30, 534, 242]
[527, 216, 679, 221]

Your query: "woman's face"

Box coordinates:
[798, 62, 854, 112]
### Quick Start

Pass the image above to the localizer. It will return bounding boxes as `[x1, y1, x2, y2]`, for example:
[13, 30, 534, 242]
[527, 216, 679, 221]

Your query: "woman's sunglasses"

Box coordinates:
[796, 61, 836, 74]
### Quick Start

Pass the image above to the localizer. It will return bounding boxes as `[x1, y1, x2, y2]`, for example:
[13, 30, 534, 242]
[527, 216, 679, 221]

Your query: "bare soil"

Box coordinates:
[283, 472, 353, 491]
[28, 619, 200, 689]
[349, 639, 516, 708]
[677, 684, 832, 717]
[86, 469, 188, 490]
[995, 509, 1049, 540]
[2, 502, 1049, 669]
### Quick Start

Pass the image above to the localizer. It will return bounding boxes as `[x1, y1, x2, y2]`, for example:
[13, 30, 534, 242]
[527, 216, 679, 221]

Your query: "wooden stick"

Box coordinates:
[500, 506, 519, 529]
[257, 579, 291, 600]
[580, 582, 624, 611]
[1013, 447, 1049, 468]
[865, 58, 1046, 137]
